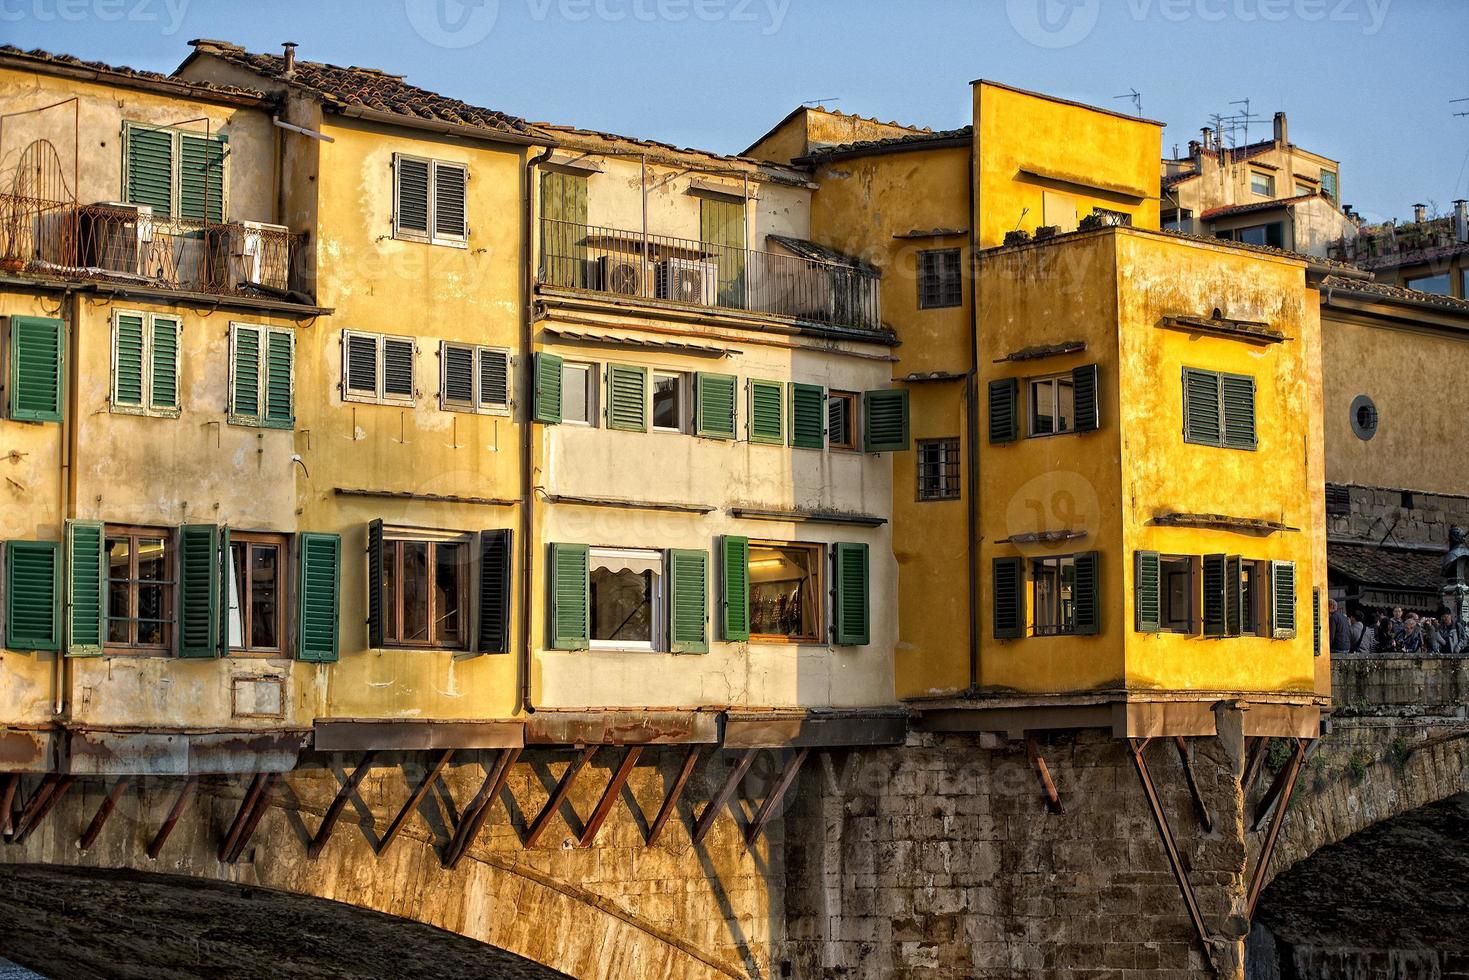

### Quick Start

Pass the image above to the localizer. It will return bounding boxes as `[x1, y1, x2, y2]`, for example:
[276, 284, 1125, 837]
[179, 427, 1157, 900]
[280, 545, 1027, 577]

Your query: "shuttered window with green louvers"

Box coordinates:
[863, 388, 910, 452]
[5, 540, 60, 651]
[1134, 550, 1161, 633]
[297, 533, 341, 662]
[366, 519, 386, 649]
[179, 133, 226, 223]
[1221, 373, 1257, 450]
[1312, 587, 1321, 656]
[748, 380, 783, 444]
[832, 542, 870, 645]
[1271, 560, 1297, 639]
[668, 548, 709, 653]
[265, 331, 294, 426]
[1184, 368, 1256, 450]
[534, 352, 564, 424]
[341, 331, 411, 406]
[112, 312, 146, 409]
[1225, 555, 1244, 636]
[1072, 363, 1099, 433]
[125, 124, 175, 218]
[721, 536, 749, 642]
[178, 524, 222, 658]
[695, 372, 736, 439]
[65, 521, 105, 656]
[111, 311, 179, 416]
[607, 364, 649, 431]
[992, 556, 1024, 639]
[1202, 553, 1227, 636]
[789, 382, 825, 449]
[231, 325, 260, 419]
[9, 315, 64, 423]
[988, 377, 1019, 444]
[476, 529, 513, 654]
[230, 324, 294, 428]
[1072, 551, 1100, 635]
[549, 543, 589, 649]
[150, 316, 180, 411]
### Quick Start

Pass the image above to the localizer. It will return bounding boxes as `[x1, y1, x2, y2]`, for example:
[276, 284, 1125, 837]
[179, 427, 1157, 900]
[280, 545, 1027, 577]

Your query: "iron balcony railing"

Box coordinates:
[538, 218, 881, 331]
[0, 195, 308, 301]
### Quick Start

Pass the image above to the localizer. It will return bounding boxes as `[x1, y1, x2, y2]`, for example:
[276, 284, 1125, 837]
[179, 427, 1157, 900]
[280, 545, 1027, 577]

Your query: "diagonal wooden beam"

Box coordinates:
[378, 748, 455, 856]
[1026, 735, 1065, 815]
[78, 777, 132, 851]
[691, 748, 758, 847]
[147, 777, 199, 859]
[1129, 738, 1214, 959]
[0, 773, 20, 838]
[744, 746, 809, 848]
[578, 746, 642, 848]
[224, 772, 280, 865]
[1246, 738, 1309, 919]
[444, 747, 520, 871]
[307, 752, 379, 860]
[13, 775, 75, 845]
[1173, 736, 1214, 834]
[647, 745, 701, 846]
[524, 746, 597, 849]
[218, 773, 266, 863]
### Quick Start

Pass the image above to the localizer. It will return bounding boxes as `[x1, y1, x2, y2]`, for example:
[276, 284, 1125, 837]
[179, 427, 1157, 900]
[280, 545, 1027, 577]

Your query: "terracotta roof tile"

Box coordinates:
[1328, 542, 1443, 592]
[1319, 274, 1469, 314]
[0, 45, 264, 100]
[798, 126, 973, 163]
[1200, 193, 1322, 221]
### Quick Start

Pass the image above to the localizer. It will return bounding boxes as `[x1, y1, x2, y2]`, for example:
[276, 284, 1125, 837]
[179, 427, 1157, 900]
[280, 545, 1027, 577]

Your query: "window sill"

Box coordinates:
[441, 402, 512, 416]
[228, 415, 295, 430]
[111, 404, 181, 419]
[392, 233, 468, 250]
[342, 394, 416, 408]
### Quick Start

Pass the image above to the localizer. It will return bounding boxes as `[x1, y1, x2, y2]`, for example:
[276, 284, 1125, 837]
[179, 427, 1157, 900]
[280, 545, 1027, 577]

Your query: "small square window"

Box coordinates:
[917, 438, 961, 501]
[590, 547, 663, 651]
[1250, 171, 1275, 196]
[918, 248, 962, 309]
[1028, 375, 1075, 437]
[562, 362, 596, 425]
[652, 372, 686, 432]
[827, 390, 858, 450]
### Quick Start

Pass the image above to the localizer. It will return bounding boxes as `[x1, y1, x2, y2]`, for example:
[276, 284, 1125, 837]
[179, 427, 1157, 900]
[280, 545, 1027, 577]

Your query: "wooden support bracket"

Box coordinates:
[1026, 735, 1064, 814]
[308, 751, 379, 860]
[444, 747, 520, 870]
[1246, 738, 1309, 920]
[647, 745, 701, 846]
[524, 746, 597, 849]
[78, 776, 132, 851]
[744, 747, 809, 849]
[1173, 736, 1214, 834]
[578, 746, 642, 849]
[378, 748, 454, 856]
[691, 749, 758, 847]
[147, 777, 199, 859]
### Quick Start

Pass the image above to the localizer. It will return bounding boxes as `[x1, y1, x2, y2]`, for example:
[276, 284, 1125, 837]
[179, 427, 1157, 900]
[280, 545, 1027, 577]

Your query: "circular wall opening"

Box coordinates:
[1350, 395, 1378, 441]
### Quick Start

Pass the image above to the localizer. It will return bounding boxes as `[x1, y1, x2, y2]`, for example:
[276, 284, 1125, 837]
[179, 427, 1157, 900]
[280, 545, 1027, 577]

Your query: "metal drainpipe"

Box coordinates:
[965, 149, 982, 694]
[55, 287, 82, 717]
[519, 143, 556, 716]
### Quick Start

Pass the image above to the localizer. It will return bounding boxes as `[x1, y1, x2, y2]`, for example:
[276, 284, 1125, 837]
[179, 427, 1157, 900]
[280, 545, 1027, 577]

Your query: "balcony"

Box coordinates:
[538, 218, 882, 332]
[0, 195, 309, 303]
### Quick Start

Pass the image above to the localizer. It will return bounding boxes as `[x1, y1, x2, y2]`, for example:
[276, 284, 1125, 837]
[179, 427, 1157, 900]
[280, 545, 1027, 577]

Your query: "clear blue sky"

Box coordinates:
[5, 0, 1466, 221]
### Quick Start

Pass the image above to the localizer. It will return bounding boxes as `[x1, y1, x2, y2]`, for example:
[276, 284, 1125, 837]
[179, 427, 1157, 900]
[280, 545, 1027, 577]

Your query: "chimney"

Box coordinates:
[1273, 111, 1288, 146]
[1454, 200, 1468, 243]
[1200, 127, 1212, 152]
[1412, 202, 1427, 224]
[282, 41, 298, 79]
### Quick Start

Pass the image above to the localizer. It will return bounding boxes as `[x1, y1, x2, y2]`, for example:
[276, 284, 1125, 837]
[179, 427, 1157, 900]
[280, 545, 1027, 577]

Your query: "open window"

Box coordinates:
[226, 532, 287, 655]
[589, 547, 663, 651]
[748, 542, 823, 643]
[105, 526, 175, 652]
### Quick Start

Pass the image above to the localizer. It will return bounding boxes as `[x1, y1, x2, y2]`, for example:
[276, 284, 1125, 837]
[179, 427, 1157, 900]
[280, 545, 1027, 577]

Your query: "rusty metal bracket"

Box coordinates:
[1251, 739, 1316, 832]
[147, 777, 199, 859]
[308, 751, 378, 860]
[1130, 738, 1217, 971]
[224, 772, 280, 865]
[744, 747, 809, 849]
[523, 746, 597, 848]
[1025, 735, 1064, 814]
[691, 748, 758, 846]
[647, 745, 701, 846]
[578, 746, 642, 848]
[1241, 736, 1267, 798]
[13, 774, 75, 845]
[377, 748, 454, 855]
[0, 773, 20, 838]
[444, 747, 520, 870]
[78, 776, 132, 851]
[1173, 736, 1214, 834]
[1246, 737, 1309, 920]
[218, 773, 266, 863]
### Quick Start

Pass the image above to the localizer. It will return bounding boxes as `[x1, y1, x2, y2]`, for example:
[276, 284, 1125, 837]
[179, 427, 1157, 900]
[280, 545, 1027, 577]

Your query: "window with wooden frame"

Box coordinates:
[917, 437, 961, 501]
[123, 122, 227, 223]
[439, 341, 510, 414]
[748, 541, 823, 643]
[226, 531, 287, 655]
[111, 310, 180, 417]
[393, 153, 468, 246]
[651, 371, 687, 433]
[1250, 170, 1275, 197]
[1028, 374, 1075, 437]
[105, 526, 175, 651]
[342, 330, 415, 405]
[376, 530, 471, 649]
[1031, 552, 1099, 637]
[826, 391, 858, 450]
[917, 248, 962, 309]
[1160, 555, 1196, 633]
[561, 361, 597, 425]
[589, 546, 664, 651]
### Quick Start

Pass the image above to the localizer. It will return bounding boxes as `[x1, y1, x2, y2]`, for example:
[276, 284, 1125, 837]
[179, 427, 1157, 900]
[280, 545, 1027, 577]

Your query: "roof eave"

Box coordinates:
[2, 48, 270, 109]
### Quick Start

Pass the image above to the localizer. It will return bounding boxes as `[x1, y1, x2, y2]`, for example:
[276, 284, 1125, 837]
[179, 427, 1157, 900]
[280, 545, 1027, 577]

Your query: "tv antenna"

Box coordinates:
[1227, 98, 1261, 146]
[1114, 88, 1142, 117]
[802, 98, 841, 108]
[1453, 97, 1469, 118]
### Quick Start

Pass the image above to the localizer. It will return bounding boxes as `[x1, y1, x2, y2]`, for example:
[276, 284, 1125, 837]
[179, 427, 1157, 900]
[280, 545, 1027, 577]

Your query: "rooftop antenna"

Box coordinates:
[1114, 88, 1142, 117]
[1454, 97, 1469, 118]
[1227, 98, 1260, 146]
[801, 98, 841, 108]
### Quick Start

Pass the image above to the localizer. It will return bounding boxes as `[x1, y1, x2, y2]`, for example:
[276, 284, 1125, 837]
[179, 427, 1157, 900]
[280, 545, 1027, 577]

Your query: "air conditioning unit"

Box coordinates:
[595, 254, 651, 297]
[208, 220, 291, 292]
[77, 202, 155, 277]
[656, 257, 720, 305]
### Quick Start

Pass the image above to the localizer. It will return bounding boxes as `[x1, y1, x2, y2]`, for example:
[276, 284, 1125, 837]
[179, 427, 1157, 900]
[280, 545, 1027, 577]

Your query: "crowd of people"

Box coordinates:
[1328, 598, 1469, 656]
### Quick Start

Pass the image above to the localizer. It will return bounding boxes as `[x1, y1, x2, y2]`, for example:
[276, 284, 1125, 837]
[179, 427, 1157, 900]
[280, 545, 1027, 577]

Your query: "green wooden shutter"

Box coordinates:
[992, 556, 1024, 640]
[178, 524, 221, 658]
[217, 525, 231, 656]
[540, 170, 589, 225]
[179, 133, 225, 223]
[1311, 587, 1321, 656]
[64, 520, 105, 657]
[862, 388, 910, 452]
[1134, 550, 1160, 633]
[534, 352, 563, 424]
[1225, 555, 1244, 637]
[1072, 551, 1100, 636]
[607, 364, 649, 432]
[1202, 553, 1226, 636]
[231, 325, 260, 420]
[721, 535, 749, 642]
[700, 197, 746, 308]
[668, 548, 709, 654]
[366, 519, 385, 648]
[432, 162, 468, 240]
[5, 540, 60, 651]
[832, 542, 870, 646]
[476, 529, 513, 654]
[297, 533, 341, 662]
[748, 380, 784, 444]
[549, 543, 589, 650]
[695, 372, 737, 439]
[988, 378, 1018, 444]
[112, 313, 145, 409]
[9, 315, 64, 423]
[125, 124, 174, 218]
[396, 155, 430, 235]
[1221, 373, 1257, 450]
[1183, 368, 1222, 446]
[539, 171, 588, 288]
[264, 330, 294, 427]
[1072, 364, 1099, 433]
[1271, 560, 1297, 639]
[150, 316, 180, 411]
[790, 382, 825, 449]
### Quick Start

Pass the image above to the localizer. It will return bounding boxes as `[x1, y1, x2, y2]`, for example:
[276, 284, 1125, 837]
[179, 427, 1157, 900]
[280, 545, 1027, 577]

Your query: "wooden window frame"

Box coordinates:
[110, 309, 181, 418]
[1031, 554, 1077, 637]
[1027, 373, 1076, 438]
[917, 247, 962, 309]
[1159, 554, 1199, 634]
[917, 437, 961, 502]
[560, 360, 598, 426]
[1250, 170, 1275, 197]
[379, 533, 472, 651]
[585, 545, 665, 652]
[226, 531, 290, 657]
[1240, 558, 1267, 636]
[826, 390, 859, 451]
[392, 153, 469, 248]
[341, 330, 416, 406]
[103, 524, 176, 655]
[439, 341, 511, 415]
[747, 540, 824, 645]
[650, 370, 688, 433]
